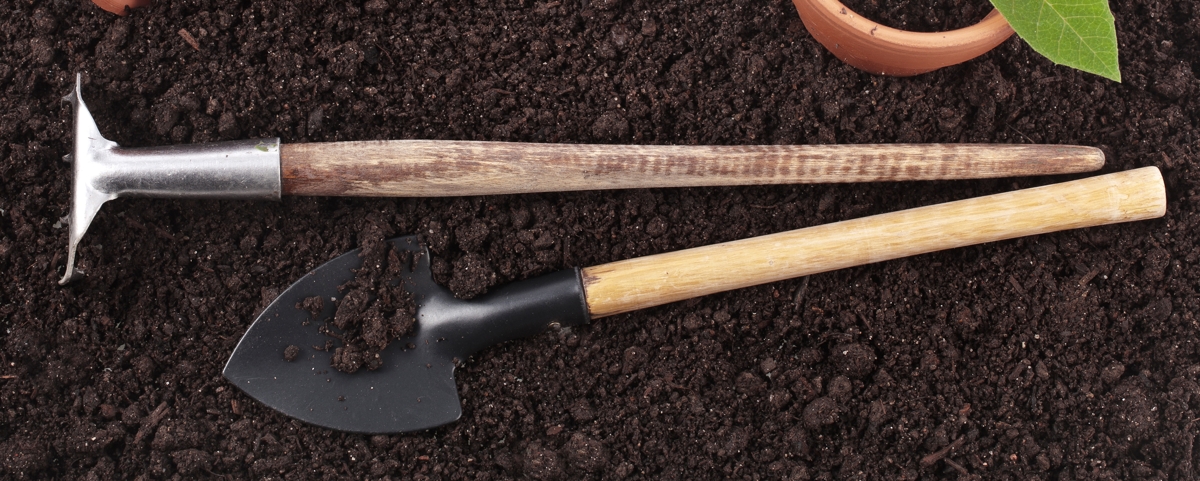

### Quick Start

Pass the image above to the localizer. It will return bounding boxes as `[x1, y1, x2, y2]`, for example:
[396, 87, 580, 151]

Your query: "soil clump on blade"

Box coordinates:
[324, 235, 418, 373]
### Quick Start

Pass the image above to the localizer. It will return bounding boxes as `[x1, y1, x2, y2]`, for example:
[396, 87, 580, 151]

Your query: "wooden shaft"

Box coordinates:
[580, 167, 1166, 318]
[280, 141, 1103, 196]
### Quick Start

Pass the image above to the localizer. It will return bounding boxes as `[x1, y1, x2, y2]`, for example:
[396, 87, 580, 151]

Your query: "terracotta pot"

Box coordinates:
[92, 0, 152, 16]
[792, 0, 1015, 76]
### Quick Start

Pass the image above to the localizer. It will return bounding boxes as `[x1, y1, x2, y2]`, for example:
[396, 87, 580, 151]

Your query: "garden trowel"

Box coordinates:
[62, 75, 1104, 284]
[224, 167, 1165, 433]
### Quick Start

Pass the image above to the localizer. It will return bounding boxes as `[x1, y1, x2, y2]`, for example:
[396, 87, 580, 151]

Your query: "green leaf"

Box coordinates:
[990, 0, 1121, 82]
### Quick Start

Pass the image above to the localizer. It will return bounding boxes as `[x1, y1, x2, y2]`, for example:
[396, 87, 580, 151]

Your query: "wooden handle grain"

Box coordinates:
[280, 141, 1103, 196]
[580, 167, 1166, 318]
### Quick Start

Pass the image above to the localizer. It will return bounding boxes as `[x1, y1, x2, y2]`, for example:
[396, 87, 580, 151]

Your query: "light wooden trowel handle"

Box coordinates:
[280, 141, 1103, 196]
[581, 167, 1166, 318]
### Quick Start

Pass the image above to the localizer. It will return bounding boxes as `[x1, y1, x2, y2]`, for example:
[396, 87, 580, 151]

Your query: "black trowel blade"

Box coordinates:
[226, 235, 589, 433]
[223, 236, 462, 434]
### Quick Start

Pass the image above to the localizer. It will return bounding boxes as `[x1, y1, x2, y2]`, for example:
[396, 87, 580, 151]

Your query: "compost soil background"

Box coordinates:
[1, 0, 1198, 479]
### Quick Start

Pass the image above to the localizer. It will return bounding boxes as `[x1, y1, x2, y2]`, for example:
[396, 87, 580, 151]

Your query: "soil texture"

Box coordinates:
[839, 0, 987, 32]
[2, 0, 1199, 479]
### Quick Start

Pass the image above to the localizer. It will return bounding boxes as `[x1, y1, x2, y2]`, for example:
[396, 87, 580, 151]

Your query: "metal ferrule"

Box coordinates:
[85, 139, 281, 200]
[61, 74, 281, 284]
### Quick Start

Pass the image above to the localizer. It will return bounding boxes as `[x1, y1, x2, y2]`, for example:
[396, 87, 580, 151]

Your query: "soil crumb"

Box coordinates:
[296, 295, 324, 325]
[325, 237, 418, 373]
[283, 345, 300, 362]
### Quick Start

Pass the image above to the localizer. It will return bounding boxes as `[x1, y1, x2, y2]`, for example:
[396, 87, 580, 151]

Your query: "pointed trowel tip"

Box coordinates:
[224, 236, 465, 433]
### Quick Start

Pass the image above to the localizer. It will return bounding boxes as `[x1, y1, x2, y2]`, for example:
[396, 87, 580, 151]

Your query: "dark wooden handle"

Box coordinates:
[280, 141, 1104, 197]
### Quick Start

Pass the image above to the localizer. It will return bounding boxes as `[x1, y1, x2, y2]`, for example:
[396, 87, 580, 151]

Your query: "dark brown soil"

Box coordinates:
[1, 0, 1197, 478]
[839, 0, 989, 32]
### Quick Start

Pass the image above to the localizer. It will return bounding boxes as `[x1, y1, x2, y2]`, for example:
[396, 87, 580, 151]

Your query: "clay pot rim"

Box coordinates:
[92, 0, 152, 16]
[793, 0, 1016, 76]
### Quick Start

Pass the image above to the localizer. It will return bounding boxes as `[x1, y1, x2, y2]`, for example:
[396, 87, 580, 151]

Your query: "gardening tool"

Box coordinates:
[61, 75, 1104, 284]
[224, 166, 1165, 433]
